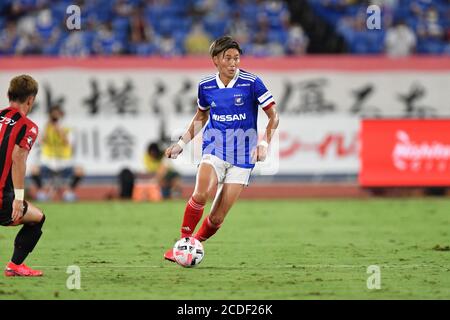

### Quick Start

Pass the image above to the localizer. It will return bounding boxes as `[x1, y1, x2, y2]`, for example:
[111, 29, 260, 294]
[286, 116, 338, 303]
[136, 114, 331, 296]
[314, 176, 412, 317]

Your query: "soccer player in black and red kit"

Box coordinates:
[0, 75, 45, 277]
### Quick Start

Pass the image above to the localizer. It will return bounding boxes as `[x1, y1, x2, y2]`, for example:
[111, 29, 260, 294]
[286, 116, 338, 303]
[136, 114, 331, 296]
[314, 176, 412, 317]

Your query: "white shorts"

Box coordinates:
[200, 154, 252, 186]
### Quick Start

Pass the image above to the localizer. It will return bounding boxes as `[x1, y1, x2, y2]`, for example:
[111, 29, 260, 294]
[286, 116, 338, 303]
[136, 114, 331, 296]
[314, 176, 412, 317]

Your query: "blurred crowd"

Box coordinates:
[0, 0, 448, 57]
[310, 0, 450, 55]
[0, 0, 308, 57]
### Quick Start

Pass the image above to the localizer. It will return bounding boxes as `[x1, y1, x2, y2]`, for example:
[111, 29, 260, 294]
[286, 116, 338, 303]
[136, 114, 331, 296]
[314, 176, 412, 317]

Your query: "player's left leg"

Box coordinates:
[5, 202, 45, 277]
[194, 164, 251, 241]
[194, 183, 244, 241]
[164, 160, 220, 262]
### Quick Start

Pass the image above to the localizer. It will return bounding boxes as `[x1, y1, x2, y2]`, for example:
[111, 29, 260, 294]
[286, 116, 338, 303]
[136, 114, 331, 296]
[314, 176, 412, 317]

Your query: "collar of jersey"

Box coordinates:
[216, 69, 240, 89]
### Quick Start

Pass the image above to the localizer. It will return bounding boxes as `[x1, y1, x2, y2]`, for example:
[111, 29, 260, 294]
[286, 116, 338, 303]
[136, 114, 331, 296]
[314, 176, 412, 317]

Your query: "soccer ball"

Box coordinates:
[173, 237, 204, 267]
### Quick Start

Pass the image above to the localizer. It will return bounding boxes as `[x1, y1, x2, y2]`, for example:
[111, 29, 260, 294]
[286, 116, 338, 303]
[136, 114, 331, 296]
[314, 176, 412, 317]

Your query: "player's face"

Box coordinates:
[215, 48, 240, 79]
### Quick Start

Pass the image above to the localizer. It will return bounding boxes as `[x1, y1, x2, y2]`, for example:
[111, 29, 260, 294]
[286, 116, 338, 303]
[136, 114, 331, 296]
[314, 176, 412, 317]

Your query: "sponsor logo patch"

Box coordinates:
[212, 113, 247, 122]
[234, 96, 244, 106]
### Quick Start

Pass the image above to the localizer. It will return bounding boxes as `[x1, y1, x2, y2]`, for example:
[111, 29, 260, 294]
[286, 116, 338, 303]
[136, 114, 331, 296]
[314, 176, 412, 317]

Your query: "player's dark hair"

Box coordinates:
[209, 36, 242, 58]
[8, 74, 38, 103]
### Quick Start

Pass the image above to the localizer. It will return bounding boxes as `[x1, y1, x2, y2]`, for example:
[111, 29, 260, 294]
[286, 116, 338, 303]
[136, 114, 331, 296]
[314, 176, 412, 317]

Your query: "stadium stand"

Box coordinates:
[0, 0, 448, 56]
[308, 0, 450, 55]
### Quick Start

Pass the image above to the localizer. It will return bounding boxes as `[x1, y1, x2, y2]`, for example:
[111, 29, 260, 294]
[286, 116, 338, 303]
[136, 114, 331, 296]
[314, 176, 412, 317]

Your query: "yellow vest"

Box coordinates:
[143, 154, 161, 174]
[41, 124, 72, 159]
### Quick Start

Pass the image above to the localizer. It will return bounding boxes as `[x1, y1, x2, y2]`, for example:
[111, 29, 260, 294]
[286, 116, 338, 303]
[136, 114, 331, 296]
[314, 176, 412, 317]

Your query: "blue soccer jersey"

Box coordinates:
[197, 69, 275, 169]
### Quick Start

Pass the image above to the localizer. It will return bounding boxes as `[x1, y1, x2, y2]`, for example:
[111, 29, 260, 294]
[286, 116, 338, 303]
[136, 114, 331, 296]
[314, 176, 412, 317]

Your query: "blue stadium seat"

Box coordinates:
[43, 30, 68, 56]
[112, 17, 130, 42]
[203, 17, 227, 40]
[173, 29, 188, 51]
[0, 0, 12, 12]
[131, 42, 157, 56]
[268, 29, 288, 45]
[82, 30, 96, 48]
[418, 39, 446, 54]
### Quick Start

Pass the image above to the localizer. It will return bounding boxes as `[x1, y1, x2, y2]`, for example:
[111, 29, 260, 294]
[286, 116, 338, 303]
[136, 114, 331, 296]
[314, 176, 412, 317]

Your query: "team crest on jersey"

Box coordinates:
[234, 95, 244, 106]
[27, 136, 33, 147]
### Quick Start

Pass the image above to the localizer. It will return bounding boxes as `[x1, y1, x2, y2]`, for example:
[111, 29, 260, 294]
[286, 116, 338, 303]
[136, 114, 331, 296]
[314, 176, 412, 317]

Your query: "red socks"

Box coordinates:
[180, 197, 222, 242]
[180, 197, 205, 238]
[194, 215, 222, 242]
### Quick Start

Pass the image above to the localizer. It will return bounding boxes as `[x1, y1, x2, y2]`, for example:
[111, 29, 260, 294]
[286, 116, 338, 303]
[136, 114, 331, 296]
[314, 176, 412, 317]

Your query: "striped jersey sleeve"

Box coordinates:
[254, 77, 275, 110]
[197, 84, 209, 111]
[15, 118, 38, 151]
[197, 75, 215, 111]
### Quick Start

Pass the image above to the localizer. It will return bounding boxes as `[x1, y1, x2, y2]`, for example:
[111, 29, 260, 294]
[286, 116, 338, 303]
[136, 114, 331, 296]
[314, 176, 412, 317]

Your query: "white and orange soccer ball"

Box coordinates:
[173, 237, 204, 267]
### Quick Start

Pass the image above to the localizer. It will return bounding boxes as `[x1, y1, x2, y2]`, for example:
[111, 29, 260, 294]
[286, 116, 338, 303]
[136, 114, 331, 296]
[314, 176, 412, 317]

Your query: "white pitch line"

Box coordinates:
[33, 264, 450, 269]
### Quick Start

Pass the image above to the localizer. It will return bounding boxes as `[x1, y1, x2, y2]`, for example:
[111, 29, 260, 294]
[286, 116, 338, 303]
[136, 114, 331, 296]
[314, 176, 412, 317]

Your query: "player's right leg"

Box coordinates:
[181, 161, 218, 237]
[4, 201, 45, 277]
[164, 160, 219, 262]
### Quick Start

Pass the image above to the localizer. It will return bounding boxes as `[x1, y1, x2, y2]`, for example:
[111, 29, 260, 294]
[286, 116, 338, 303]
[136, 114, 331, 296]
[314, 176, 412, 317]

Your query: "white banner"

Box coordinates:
[1, 60, 447, 176]
[0, 69, 449, 119]
[26, 114, 360, 176]
[28, 117, 160, 175]
[274, 116, 360, 174]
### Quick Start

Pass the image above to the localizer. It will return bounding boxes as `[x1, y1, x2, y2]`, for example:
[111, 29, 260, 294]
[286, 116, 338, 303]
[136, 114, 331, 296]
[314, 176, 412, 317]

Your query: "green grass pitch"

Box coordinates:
[0, 199, 449, 299]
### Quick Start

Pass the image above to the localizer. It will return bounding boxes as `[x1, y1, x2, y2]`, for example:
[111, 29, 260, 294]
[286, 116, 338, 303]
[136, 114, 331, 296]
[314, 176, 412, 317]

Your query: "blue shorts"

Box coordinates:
[40, 166, 75, 179]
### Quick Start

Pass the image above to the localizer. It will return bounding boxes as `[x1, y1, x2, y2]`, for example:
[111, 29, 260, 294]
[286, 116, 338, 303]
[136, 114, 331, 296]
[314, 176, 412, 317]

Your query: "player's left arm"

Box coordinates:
[11, 122, 38, 222]
[253, 105, 279, 162]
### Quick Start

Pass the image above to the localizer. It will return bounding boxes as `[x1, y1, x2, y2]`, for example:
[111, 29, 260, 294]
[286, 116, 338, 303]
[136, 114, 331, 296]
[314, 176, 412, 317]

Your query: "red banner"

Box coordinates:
[0, 56, 449, 71]
[360, 120, 450, 186]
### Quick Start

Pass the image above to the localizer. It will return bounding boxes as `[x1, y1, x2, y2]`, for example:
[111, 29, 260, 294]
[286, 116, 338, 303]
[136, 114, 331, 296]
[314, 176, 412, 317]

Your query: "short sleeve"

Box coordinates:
[197, 84, 209, 112]
[15, 123, 38, 151]
[254, 77, 275, 111]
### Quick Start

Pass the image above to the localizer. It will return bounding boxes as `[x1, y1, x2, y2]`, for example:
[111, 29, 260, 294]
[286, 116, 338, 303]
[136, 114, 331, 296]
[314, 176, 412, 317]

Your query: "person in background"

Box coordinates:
[184, 23, 212, 55]
[144, 142, 182, 199]
[30, 105, 84, 202]
[385, 20, 417, 57]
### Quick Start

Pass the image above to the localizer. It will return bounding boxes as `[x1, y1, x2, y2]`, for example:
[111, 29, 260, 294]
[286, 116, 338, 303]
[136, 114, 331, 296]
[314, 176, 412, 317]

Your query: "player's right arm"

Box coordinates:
[11, 145, 29, 222]
[165, 108, 209, 159]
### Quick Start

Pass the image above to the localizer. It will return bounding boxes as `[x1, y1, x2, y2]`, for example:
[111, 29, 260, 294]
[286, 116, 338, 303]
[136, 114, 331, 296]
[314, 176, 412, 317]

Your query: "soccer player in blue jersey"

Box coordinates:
[163, 36, 279, 262]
